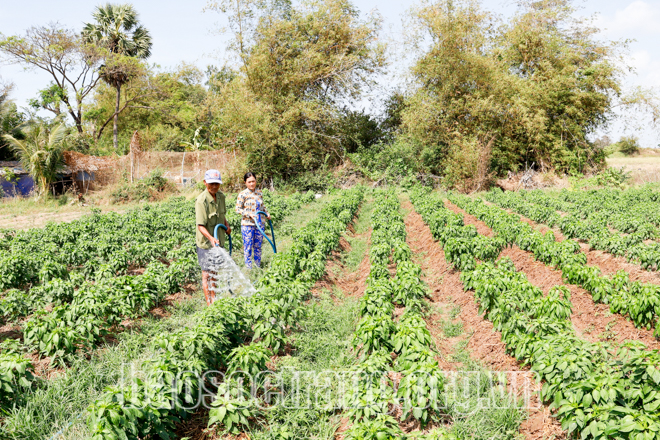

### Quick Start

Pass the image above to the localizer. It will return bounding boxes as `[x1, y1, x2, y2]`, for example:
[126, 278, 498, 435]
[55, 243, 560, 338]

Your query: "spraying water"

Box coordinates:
[205, 247, 256, 300]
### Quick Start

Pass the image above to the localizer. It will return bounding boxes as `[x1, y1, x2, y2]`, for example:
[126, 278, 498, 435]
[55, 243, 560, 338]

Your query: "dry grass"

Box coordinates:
[606, 151, 660, 184]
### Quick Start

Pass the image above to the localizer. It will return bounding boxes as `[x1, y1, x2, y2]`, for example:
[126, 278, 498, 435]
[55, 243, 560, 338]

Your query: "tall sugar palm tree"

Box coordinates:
[2, 121, 68, 196]
[82, 3, 152, 150]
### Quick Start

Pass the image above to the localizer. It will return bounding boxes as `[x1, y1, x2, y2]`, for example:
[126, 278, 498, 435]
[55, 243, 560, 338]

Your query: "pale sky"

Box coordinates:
[1, 0, 659, 147]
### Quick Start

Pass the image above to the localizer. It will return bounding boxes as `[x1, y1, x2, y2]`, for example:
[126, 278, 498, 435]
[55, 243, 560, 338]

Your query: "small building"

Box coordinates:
[0, 160, 77, 197]
[0, 161, 35, 197]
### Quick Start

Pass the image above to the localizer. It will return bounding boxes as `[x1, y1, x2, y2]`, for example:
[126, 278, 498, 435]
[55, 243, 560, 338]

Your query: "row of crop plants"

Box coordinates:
[86, 187, 364, 439]
[344, 189, 445, 439]
[538, 186, 660, 236]
[460, 192, 660, 334]
[0, 190, 314, 321]
[411, 186, 660, 439]
[485, 188, 660, 271]
[0, 191, 316, 414]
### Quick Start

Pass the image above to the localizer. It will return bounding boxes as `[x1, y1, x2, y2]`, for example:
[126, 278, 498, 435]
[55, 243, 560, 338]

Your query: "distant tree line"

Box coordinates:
[0, 0, 658, 193]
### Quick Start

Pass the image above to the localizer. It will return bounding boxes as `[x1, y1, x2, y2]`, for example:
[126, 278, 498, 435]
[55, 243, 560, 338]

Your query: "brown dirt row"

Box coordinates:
[311, 232, 371, 300]
[492, 202, 660, 285]
[402, 200, 565, 440]
[445, 200, 660, 350]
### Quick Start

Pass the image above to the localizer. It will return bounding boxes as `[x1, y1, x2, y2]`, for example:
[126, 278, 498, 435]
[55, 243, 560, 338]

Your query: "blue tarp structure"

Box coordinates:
[0, 174, 34, 197]
[76, 171, 95, 181]
[1, 162, 36, 197]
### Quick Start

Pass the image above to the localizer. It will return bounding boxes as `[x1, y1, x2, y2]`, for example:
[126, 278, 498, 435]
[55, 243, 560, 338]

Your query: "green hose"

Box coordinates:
[213, 224, 232, 255]
[255, 210, 277, 253]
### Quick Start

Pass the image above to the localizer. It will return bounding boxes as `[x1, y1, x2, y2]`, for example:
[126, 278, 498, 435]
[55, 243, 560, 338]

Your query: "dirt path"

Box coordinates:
[402, 200, 564, 439]
[0, 209, 128, 230]
[311, 223, 372, 300]
[446, 200, 660, 350]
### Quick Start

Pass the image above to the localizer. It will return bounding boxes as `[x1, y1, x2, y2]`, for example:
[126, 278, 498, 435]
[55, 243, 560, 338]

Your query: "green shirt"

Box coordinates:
[195, 189, 227, 249]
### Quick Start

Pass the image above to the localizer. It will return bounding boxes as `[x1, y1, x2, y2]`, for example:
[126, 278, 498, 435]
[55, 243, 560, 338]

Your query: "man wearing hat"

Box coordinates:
[196, 169, 231, 305]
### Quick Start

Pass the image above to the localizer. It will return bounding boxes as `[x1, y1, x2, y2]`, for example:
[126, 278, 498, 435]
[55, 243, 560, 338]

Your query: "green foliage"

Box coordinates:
[615, 135, 640, 156]
[227, 343, 271, 377]
[336, 107, 385, 154]
[349, 138, 421, 182]
[28, 83, 66, 115]
[288, 169, 337, 192]
[2, 119, 67, 195]
[0, 25, 107, 134]
[0, 288, 34, 323]
[87, 188, 365, 439]
[0, 352, 35, 408]
[345, 415, 404, 440]
[209, 0, 386, 179]
[87, 64, 210, 153]
[0, 90, 26, 161]
[111, 169, 176, 203]
[348, 189, 448, 432]
[208, 383, 257, 434]
[409, 185, 660, 440]
[596, 167, 631, 187]
[400, 0, 620, 184]
[83, 3, 153, 149]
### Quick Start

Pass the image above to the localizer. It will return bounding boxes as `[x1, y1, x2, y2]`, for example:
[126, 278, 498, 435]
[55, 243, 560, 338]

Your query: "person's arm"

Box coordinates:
[258, 191, 271, 220]
[224, 219, 231, 235]
[235, 193, 244, 215]
[197, 225, 219, 247]
[236, 193, 251, 218]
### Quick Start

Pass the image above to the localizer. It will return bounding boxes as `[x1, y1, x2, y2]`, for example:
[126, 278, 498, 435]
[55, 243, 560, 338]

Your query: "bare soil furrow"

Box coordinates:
[403, 200, 564, 440]
[490, 201, 660, 285]
[446, 200, 660, 350]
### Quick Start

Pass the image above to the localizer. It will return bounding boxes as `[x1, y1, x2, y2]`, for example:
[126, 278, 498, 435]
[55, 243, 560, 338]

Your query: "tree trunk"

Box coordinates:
[113, 83, 121, 151]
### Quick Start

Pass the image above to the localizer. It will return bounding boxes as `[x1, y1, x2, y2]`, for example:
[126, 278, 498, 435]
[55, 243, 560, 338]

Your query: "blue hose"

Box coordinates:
[255, 210, 277, 253]
[213, 224, 232, 255]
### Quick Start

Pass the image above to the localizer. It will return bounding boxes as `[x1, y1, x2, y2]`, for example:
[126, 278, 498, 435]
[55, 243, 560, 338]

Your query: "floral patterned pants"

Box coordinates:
[241, 225, 263, 268]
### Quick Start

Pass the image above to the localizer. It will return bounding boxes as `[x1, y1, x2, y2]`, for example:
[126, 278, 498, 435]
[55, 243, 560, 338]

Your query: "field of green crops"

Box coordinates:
[3, 185, 660, 440]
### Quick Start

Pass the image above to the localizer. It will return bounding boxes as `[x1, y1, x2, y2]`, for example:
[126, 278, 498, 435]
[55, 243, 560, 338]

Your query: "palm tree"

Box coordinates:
[82, 4, 152, 150]
[2, 121, 68, 196]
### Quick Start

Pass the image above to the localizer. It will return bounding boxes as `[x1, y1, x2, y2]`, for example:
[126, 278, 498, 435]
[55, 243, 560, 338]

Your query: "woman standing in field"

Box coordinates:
[236, 172, 270, 269]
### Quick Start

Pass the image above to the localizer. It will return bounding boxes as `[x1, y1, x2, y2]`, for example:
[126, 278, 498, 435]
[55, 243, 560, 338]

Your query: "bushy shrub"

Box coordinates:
[111, 169, 176, 203]
[288, 169, 337, 192]
[617, 136, 640, 156]
[348, 138, 421, 182]
[596, 167, 631, 187]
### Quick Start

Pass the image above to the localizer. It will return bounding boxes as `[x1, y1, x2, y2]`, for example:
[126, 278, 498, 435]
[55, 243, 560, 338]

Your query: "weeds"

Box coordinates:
[247, 298, 360, 440]
[110, 169, 176, 203]
[0, 294, 207, 440]
[442, 320, 464, 338]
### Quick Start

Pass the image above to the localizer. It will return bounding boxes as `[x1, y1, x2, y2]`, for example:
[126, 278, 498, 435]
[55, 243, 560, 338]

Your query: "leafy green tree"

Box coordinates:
[0, 25, 105, 133]
[86, 64, 209, 153]
[28, 83, 67, 117]
[0, 83, 25, 161]
[401, 0, 624, 186]
[616, 135, 640, 156]
[336, 108, 384, 154]
[2, 121, 68, 196]
[82, 3, 153, 150]
[380, 91, 406, 142]
[208, 0, 386, 178]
